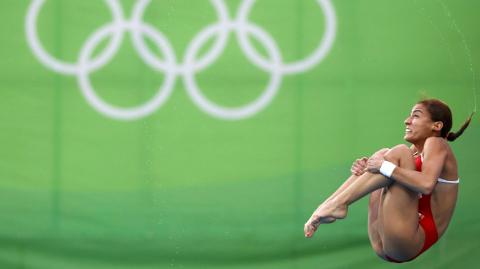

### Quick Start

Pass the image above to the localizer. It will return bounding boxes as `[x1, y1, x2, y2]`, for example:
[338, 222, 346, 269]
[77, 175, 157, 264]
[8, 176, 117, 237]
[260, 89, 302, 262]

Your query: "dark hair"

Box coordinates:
[417, 99, 474, 142]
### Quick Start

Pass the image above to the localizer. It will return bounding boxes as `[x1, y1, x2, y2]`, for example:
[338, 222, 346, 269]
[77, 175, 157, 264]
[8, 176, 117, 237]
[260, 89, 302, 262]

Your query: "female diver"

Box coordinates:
[304, 99, 473, 262]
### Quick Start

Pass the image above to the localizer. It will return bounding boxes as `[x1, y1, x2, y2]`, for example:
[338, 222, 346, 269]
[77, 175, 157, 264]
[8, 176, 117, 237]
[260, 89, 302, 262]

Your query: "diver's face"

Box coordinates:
[404, 104, 440, 143]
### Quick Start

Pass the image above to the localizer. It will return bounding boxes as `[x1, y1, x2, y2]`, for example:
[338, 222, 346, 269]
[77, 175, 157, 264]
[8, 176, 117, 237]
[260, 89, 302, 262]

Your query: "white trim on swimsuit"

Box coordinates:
[437, 177, 460, 184]
[419, 154, 460, 184]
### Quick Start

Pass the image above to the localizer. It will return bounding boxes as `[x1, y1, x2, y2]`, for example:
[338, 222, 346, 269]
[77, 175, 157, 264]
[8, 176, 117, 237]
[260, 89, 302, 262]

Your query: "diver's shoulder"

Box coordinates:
[425, 136, 449, 150]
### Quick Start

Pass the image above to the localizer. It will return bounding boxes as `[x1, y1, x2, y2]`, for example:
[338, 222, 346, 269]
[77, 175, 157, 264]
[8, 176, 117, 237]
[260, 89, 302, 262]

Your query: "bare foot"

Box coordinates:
[304, 200, 348, 238]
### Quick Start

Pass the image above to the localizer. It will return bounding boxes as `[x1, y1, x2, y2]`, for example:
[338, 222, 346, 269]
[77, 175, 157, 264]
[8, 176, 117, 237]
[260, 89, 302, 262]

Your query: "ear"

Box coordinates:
[432, 121, 444, 132]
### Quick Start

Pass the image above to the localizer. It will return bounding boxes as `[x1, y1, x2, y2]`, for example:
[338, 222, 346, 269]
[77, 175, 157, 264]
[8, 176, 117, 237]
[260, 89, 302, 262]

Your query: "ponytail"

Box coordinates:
[446, 112, 474, 142]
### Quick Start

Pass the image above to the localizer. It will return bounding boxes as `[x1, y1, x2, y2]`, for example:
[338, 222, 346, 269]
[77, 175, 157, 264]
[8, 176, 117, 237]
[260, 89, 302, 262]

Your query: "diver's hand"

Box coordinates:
[351, 157, 368, 176]
[367, 148, 389, 174]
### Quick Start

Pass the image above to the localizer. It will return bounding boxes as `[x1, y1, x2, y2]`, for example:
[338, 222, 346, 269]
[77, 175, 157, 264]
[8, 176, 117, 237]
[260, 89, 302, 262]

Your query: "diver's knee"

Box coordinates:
[384, 144, 411, 163]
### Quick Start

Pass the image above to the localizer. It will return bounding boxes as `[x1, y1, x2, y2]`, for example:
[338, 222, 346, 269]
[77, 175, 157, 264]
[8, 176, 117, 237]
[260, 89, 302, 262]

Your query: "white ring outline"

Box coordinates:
[183, 22, 283, 119]
[236, 0, 336, 74]
[77, 23, 177, 120]
[26, 0, 125, 75]
[25, 0, 337, 120]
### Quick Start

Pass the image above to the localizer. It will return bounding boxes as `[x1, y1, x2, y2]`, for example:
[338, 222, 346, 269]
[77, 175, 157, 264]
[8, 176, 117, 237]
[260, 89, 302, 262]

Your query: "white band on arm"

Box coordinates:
[379, 161, 396, 178]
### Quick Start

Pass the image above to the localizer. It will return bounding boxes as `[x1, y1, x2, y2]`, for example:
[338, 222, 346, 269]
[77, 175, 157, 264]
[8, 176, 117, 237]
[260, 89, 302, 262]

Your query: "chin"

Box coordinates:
[404, 134, 414, 143]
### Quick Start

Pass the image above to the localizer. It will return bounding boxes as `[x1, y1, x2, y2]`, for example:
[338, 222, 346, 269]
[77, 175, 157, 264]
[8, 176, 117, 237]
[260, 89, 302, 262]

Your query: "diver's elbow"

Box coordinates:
[421, 180, 436, 195]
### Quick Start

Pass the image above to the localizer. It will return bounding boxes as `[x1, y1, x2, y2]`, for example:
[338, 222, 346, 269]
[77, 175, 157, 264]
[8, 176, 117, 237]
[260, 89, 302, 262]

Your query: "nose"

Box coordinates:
[404, 116, 411, 125]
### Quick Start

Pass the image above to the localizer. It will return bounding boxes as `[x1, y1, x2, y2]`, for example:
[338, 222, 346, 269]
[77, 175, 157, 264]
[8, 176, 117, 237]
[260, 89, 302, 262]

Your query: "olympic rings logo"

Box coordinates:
[25, 0, 336, 120]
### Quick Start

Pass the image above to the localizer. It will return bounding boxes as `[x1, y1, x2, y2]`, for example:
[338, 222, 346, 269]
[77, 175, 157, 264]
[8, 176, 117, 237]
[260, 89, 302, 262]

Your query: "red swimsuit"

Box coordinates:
[386, 156, 439, 263]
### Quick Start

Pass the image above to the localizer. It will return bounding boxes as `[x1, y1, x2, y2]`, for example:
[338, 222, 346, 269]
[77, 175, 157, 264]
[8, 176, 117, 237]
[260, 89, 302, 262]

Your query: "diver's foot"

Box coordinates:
[304, 200, 348, 237]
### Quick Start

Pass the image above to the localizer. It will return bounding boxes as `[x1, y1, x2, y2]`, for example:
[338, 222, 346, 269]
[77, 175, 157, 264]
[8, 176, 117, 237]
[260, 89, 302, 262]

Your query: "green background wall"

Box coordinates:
[1, 0, 479, 268]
